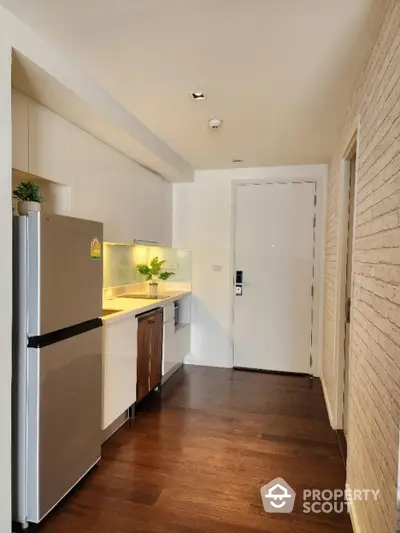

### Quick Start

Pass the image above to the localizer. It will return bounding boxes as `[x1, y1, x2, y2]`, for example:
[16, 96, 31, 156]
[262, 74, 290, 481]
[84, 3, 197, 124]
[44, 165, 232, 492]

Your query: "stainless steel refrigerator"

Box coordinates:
[12, 212, 103, 527]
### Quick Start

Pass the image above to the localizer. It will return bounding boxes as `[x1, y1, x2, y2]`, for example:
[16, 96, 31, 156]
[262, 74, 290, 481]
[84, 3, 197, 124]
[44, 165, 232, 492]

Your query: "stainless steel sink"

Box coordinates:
[121, 294, 167, 300]
[102, 309, 123, 316]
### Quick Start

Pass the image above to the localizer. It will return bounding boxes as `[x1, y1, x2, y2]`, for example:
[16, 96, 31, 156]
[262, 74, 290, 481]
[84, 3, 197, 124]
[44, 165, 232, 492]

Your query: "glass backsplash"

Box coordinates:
[103, 243, 192, 288]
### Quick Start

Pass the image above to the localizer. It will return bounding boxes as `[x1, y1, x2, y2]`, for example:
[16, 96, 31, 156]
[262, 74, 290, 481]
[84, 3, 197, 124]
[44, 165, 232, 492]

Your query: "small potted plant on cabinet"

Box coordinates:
[13, 181, 44, 216]
[137, 256, 175, 297]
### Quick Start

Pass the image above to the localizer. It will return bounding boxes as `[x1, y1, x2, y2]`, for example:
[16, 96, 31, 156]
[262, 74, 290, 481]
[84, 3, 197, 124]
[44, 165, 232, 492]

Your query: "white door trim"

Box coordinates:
[230, 172, 327, 377]
[333, 120, 360, 429]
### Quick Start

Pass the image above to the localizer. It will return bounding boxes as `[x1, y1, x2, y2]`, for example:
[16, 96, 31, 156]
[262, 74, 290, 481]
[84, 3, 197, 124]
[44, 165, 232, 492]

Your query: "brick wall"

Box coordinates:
[322, 1, 400, 532]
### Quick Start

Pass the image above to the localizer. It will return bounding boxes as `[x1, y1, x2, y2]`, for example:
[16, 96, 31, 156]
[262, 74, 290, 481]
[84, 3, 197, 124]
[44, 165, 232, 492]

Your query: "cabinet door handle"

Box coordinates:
[134, 239, 159, 246]
[149, 319, 155, 324]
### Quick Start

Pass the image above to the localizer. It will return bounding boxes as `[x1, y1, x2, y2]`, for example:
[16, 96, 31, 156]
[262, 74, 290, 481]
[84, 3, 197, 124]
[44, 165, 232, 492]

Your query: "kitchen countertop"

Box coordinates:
[101, 290, 191, 323]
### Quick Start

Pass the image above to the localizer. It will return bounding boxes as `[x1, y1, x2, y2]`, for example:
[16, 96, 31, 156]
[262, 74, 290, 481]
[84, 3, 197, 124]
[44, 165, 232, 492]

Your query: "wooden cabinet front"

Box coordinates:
[137, 313, 151, 402]
[149, 310, 163, 391]
[137, 308, 163, 402]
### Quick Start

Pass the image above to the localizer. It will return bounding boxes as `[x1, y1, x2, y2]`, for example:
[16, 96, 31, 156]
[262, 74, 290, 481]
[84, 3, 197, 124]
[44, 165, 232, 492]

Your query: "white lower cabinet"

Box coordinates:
[162, 300, 191, 378]
[102, 297, 191, 428]
[102, 315, 137, 429]
[174, 324, 191, 364]
[163, 319, 176, 376]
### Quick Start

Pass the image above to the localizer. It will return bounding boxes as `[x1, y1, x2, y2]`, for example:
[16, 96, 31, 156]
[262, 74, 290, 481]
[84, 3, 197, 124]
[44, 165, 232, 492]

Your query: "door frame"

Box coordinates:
[230, 171, 327, 377]
[333, 123, 360, 429]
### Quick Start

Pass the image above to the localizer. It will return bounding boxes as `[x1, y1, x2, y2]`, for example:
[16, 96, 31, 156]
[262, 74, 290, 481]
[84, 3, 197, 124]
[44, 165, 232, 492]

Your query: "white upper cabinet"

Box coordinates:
[71, 127, 172, 245]
[28, 102, 73, 185]
[11, 91, 173, 245]
[11, 90, 29, 172]
[70, 127, 131, 242]
[129, 168, 172, 247]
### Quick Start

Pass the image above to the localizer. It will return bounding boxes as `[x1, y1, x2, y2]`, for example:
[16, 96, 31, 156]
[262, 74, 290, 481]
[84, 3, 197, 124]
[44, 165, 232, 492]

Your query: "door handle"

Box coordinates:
[235, 270, 243, 296]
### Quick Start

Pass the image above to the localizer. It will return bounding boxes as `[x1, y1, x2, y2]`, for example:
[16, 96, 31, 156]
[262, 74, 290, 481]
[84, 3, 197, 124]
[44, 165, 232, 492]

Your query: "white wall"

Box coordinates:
[173, 165, 327, 370]
[0, 38, 12, 533]
[13, 90, 173, 246]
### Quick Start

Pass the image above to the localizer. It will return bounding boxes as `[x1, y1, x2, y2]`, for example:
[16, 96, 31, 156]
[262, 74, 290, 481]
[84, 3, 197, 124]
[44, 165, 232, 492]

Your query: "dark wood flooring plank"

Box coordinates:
[36, 366, 353, 533]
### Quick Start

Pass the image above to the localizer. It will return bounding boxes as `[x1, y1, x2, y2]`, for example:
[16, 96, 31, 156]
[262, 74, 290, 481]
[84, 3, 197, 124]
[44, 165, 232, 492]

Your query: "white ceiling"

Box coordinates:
[2, 0, 387, 169]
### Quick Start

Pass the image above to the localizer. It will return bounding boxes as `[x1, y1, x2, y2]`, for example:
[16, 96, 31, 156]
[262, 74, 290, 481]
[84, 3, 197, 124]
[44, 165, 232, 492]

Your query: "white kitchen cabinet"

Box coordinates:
[174, 324, 191, 364]
[163, 304, 176, 376]
[174, 295, 191, 364]
[102, 315, 137, 430]
[11, 90, 29, 172]
[133, 174, 172, 247]
[11, 90, 173, 244]
[70, 128, 119, 238]
[162, 297, 191, 380]
[70, 127, 172, 245]
[28, 102, 73, 185]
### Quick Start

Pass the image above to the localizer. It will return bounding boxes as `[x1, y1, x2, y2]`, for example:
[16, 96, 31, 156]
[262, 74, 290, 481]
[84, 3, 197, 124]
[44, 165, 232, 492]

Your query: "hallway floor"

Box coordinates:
[38, 366, 353, 533]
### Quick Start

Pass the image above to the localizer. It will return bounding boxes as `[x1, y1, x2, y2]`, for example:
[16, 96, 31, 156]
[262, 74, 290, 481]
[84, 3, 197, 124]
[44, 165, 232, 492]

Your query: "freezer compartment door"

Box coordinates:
[28, 212, 103, 336]
[26, 326, 102, 523]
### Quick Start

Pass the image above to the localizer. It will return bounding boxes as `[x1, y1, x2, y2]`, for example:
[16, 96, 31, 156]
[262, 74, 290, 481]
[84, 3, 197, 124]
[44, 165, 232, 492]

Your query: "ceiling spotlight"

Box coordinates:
[190, 92, 206, 100]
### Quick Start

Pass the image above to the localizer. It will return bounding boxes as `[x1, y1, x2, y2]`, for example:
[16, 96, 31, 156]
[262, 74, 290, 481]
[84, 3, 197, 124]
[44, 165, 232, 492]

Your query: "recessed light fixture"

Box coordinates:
[190, 91, 206, 100]
[232, 159, 244, 163]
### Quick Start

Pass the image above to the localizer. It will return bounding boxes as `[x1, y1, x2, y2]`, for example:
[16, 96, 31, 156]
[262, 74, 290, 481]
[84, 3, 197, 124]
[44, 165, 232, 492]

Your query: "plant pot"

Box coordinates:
[149, 283, 158, 297]
[18, 201, 41, 216]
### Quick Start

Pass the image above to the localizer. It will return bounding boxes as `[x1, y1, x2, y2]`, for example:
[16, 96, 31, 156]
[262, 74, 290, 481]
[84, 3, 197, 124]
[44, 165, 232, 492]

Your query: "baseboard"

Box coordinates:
[321, 375, 336, 429]
[233, 366, 309, 377]
[348, 499, 361, 533]
[102, 410, 129, 443]
[183, 356, 232, 368]
[162, 361, 183, 384]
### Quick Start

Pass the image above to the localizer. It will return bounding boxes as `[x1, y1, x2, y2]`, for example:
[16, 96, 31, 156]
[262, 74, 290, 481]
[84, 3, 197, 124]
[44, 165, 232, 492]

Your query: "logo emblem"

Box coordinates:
[260, 478, 296, 514]
[90, 237, 101, 260]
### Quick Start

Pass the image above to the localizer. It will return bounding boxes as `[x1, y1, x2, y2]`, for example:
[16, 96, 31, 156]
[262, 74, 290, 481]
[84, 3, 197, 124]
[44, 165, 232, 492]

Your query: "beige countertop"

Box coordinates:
[101, 290, 191, 324]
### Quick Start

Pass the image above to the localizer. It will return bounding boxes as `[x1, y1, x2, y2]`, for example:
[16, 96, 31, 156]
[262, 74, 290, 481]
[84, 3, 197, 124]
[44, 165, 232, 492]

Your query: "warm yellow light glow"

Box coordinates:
[103, 242, 192, 289]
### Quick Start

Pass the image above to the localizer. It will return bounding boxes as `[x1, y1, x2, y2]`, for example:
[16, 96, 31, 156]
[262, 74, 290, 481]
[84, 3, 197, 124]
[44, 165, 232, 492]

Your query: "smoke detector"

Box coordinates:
[208, 118, 223, 130]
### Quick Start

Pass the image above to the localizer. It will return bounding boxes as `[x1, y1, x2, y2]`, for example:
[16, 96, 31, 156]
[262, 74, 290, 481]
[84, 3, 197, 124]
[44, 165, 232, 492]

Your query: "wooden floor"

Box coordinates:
[37, 366, 353, 533]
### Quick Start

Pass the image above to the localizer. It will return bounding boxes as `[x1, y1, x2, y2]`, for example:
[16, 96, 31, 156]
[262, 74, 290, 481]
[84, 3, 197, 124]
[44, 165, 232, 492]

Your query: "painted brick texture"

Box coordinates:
[322, 1, 400, 532]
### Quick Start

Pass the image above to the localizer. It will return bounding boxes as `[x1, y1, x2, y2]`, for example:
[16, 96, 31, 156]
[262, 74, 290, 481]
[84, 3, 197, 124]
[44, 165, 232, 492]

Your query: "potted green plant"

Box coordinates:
[13, 181, 44, 216]
[137, 256, 175, 296]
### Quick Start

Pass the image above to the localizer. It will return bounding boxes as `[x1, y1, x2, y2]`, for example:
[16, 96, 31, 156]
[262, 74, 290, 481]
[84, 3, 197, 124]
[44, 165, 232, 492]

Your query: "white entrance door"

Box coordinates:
[233, 182, 315, 374]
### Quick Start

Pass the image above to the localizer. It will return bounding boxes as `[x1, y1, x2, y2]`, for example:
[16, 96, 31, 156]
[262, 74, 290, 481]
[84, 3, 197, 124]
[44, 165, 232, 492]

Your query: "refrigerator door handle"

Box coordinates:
[28, 318, 102, 349]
